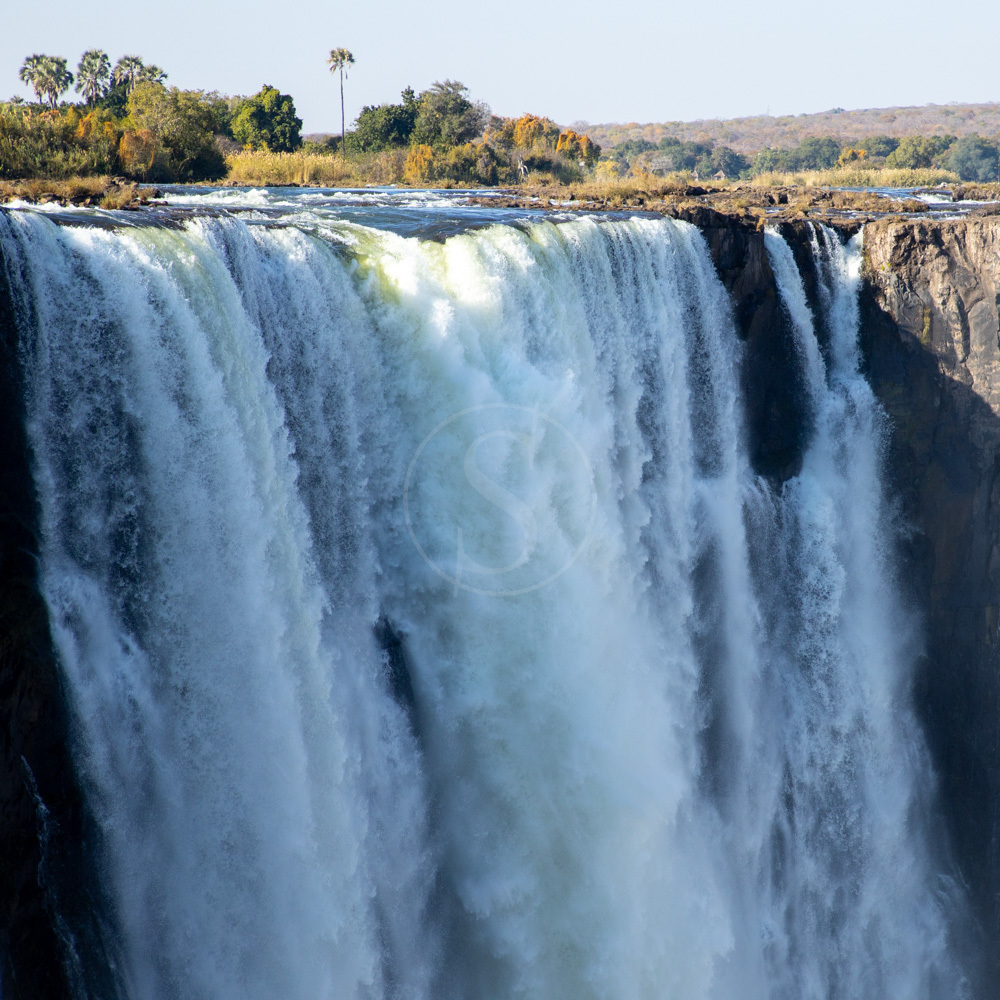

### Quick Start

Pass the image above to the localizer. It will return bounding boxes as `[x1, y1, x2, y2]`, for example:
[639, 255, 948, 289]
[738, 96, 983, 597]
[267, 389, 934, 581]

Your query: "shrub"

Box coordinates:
[125, 83, 226, 180]
[403, 143, 436, 184]
[886, 135, 956, 169]
[412, 80, 489, 149]
[231, 85, 302, 153]
[946, 135, 1000, 182]
[353, 88, 418, 152]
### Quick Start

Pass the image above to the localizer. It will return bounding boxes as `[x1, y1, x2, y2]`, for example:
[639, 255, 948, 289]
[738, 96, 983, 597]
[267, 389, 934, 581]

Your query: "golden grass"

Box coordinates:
[512, 172, 722, 208]
[749, 166, 959, 189]
[224, 149, 408, 187]
[0, 176, 149, 209]
[0, 175, 111, 203]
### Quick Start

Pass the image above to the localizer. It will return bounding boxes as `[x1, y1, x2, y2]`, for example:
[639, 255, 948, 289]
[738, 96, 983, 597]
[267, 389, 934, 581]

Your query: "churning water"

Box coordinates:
[0, 196, 968, 999]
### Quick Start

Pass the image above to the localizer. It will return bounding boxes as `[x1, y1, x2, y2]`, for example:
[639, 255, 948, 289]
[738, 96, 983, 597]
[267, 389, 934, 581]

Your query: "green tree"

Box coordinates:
[112, 55, 145, 94]
[20, 55, 73, 108]
[40, 57, 73, 108]
[352, 87, 418, 152]
[412, 80, 489, 149]
[327, 47, 354, 156]
[751, 147, 785, 175]
[786, 136, 841, 170]
[885, 135, 955, 169]
[858, 134, 899, 159]
[18, 55, 47, 104]
[139, 64, 167, 85]
[947, 135, 1000, 182]
[76, 49, 111, 105]
[710, 145, 749, 177]
[125, 82, 226, 180]
[230, 84, 302, 152]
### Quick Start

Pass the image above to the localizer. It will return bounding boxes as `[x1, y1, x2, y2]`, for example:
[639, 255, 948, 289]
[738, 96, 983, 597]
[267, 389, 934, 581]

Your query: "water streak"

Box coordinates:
[0, 207, 967, 999]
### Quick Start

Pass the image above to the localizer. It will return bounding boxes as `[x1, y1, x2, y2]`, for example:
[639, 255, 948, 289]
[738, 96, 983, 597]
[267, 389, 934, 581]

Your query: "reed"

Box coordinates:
[749, 166, 959, 188]
[224, 149, 407, 187]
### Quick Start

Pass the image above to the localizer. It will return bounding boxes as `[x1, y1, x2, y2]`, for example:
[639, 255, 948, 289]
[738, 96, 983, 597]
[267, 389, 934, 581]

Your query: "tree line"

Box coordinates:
[4, 47, 999, 185]
[611, 132, 1000, 182]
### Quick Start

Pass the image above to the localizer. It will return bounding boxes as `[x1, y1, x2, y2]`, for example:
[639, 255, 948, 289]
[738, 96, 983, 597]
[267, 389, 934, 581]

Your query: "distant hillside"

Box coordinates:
[584, 103, 1000, 154]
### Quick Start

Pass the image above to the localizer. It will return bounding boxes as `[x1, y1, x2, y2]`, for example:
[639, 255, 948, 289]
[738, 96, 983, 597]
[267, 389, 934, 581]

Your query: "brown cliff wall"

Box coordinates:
[862, 217, 1000, 981]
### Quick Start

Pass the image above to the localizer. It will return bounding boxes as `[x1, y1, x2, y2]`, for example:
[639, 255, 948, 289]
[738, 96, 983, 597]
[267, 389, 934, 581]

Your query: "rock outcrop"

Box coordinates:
[862, 217, 1000, 984]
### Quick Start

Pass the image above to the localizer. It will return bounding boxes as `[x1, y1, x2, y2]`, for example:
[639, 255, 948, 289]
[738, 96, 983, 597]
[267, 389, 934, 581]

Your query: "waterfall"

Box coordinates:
[0, 205, 968, 999]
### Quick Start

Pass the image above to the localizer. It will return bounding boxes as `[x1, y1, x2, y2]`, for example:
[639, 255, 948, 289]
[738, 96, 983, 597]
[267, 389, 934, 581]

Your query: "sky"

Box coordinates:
[4, 0, 999, 134]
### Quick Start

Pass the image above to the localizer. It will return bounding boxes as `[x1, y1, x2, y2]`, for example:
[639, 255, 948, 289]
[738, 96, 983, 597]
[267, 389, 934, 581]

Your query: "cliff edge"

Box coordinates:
[863, 216, 1000, 981]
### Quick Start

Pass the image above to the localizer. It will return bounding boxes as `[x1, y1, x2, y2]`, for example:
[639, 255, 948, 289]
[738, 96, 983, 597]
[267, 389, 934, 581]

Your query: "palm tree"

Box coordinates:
[112, 55, 145, 94]
[37, 56, 73, 108]
[327, 47, 354, 157]
[76, 49, 111, 105]
[19, 55, 47, 104]
[137, 64, 168, 86]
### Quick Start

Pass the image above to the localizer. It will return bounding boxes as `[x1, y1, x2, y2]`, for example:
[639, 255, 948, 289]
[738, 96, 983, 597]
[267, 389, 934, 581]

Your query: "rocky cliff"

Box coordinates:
[861, 217, 1000, 982]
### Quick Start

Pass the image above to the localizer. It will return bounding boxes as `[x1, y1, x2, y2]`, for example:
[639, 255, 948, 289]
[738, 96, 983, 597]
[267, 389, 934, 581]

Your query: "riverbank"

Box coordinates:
[0, 177, 155, 209]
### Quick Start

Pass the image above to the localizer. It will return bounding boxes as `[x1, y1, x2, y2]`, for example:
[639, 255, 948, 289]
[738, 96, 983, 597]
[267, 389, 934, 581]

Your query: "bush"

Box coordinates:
[946, 135, 1000, 182]
[231, 85, 302, 153]
[0, 103, 118, 178]
[124, 83, 226, 180]
[353, 88, 418, 152]
[412, 80, 489, 149]
[886, 135, 955, 169]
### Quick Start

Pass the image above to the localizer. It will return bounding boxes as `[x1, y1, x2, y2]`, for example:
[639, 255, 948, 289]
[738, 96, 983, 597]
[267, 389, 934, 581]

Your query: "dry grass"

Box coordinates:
[0, 176, 151, 209]
[1, 175, 110, 204]
[512, 172, 721, 208]
[98, 182, 145, 209]
[224, 149, 408, 187]
[749, 166, 959, 189]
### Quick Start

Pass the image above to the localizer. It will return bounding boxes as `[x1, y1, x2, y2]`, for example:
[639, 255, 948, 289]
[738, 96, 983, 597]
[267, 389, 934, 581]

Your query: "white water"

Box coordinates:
[0, 207, 967, 999]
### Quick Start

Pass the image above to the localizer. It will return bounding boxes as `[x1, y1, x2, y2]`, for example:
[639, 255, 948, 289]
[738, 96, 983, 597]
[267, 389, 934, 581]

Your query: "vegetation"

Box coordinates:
[19, 55, 73, 108]
[412, 80, 489, 148]
[327, 48, 354, 157]
[3, 46, 999, 191]
[230, 85, 302, 153]
[76, 50, 110, 105]
[353, 88, 418, 152]
[947, 136, 1000, 182]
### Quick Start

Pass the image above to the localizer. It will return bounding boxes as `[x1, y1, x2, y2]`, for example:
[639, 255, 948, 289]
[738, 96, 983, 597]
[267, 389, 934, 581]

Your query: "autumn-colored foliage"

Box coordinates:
[404, 143, 436, 184]
[837, 147, 868, 167]
[119, 129, 157, 177]
[556, 130, 601, 167]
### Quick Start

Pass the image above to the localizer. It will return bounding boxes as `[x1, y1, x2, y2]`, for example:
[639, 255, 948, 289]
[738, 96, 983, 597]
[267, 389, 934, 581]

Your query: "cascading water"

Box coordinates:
[0, 199, 970, 999]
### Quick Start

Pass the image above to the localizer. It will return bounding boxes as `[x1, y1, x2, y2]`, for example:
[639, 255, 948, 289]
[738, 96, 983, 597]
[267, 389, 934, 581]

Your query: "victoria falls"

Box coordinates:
[3, 187, 1000, 998]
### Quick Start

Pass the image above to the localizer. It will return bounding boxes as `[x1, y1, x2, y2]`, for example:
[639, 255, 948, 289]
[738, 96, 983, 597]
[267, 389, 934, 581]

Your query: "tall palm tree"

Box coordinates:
[112, 55, 145, 94]
[76, 49, 111, 105]
[18, 55, 47, 104]
[327, 47, 354, 157]
[38, 56, 73, 109]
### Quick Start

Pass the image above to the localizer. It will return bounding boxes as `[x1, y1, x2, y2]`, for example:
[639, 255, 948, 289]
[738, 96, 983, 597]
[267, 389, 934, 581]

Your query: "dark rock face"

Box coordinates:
[0, 242, 118, 1000]
[0, 240, 79, 1000]
[861, 217, 1000, 986]
[673, 206, 814, 480]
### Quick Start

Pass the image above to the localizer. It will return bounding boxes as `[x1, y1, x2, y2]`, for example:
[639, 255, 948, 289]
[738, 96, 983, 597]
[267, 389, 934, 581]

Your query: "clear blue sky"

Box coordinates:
[5, 0, 999, 133]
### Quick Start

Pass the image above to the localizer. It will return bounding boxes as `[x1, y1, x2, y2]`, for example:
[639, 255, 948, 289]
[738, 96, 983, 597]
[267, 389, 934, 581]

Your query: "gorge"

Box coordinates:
[1, 192, 999, 1000]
